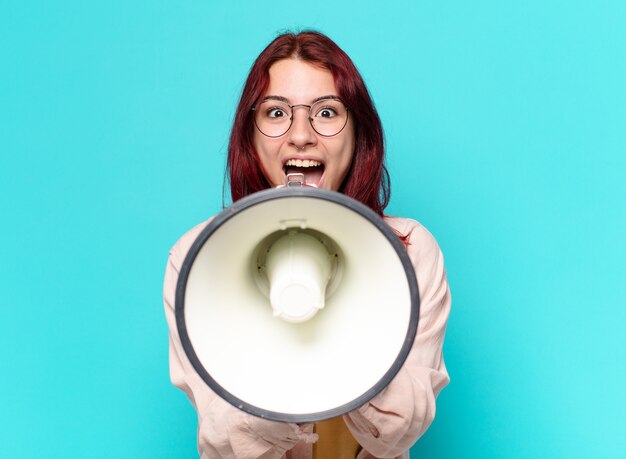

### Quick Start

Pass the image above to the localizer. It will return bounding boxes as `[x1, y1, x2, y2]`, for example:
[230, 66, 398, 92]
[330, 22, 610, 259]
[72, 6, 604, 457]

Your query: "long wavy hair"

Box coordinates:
[227, 31, 390, 216]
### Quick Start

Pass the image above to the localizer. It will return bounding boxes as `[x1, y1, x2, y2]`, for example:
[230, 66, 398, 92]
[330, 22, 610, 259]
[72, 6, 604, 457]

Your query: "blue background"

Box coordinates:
[1, 1, 624, 457]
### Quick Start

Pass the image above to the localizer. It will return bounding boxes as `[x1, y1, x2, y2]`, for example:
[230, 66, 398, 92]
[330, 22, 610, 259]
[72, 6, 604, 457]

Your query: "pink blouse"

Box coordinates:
[163, 216, 451, 459]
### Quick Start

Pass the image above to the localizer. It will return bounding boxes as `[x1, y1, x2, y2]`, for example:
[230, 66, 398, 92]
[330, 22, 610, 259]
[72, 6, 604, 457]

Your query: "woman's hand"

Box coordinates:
[198, 396, 318, 459]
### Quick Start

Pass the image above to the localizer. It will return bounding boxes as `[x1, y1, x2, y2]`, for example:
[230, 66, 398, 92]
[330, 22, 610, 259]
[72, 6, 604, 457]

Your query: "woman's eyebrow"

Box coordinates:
[261, 95, 340, 104]
[311, 95, 340, 104]
[262, 95, 290, 103]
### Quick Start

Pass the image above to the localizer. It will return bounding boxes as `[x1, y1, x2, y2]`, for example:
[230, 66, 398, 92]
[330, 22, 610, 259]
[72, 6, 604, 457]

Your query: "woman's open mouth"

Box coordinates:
[283, 159, 325, 187]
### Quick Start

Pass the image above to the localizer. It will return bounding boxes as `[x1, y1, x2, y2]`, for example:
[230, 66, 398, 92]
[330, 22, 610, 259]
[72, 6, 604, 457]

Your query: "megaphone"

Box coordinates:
[175, 187, 419, 423]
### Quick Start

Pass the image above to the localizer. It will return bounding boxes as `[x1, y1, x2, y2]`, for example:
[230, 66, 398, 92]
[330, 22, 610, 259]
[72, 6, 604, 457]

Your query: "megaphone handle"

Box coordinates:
[312, 417, 360, 458]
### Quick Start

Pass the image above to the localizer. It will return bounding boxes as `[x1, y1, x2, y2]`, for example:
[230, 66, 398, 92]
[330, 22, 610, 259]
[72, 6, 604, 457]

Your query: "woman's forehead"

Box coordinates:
[266, 59, 338, 103]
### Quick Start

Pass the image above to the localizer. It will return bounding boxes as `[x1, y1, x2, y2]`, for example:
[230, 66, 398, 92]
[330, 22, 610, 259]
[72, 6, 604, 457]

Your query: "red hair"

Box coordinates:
[227, 31, 390, 216]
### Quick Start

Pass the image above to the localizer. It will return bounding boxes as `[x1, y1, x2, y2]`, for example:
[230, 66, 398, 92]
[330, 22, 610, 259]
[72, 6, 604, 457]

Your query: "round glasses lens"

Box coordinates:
[254, 101, 293, 137]
[310, 99, 349, 136]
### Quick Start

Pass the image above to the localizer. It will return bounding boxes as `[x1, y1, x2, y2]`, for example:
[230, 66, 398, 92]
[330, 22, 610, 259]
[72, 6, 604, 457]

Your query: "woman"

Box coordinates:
[163, 31, 451, 459]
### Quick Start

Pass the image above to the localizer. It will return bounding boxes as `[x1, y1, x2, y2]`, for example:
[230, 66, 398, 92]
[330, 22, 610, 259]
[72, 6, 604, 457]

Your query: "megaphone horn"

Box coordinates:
[175, 187, 419, 423]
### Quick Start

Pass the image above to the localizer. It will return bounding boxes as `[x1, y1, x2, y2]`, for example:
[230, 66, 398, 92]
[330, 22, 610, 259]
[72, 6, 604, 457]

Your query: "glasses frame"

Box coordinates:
[252, 97, 350, 138]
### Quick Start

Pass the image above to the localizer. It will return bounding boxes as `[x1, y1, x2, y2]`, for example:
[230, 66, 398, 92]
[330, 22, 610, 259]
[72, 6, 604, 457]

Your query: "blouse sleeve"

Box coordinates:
[163, 221, 216, 415]
[343, 219, 451, 458]
[163, 220, 314, 459]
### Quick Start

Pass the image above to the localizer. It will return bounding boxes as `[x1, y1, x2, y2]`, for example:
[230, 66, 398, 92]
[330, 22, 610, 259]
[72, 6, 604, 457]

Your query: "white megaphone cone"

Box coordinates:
[176, 186, 420, 422]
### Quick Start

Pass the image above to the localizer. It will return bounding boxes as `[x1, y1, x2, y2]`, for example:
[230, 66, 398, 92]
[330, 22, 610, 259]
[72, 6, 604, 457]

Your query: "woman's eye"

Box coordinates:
[267, 108, 286, 118]
[316, 107, 337, 118]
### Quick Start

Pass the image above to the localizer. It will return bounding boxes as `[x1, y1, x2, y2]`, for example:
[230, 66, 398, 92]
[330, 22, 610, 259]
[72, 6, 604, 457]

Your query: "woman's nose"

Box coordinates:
[288, 106, 317, 148]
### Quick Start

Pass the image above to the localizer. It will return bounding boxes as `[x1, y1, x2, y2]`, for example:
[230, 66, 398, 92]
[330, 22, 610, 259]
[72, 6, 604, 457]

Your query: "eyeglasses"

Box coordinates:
[252, 97, 350, 138]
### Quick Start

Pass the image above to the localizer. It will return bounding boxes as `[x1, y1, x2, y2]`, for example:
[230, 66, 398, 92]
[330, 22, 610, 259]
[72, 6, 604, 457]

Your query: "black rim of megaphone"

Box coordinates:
[175, 187, 420, 423]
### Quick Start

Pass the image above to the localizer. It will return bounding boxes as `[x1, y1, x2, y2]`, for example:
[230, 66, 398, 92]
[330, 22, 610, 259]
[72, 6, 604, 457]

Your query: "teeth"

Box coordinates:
[285, 159, 322, 167]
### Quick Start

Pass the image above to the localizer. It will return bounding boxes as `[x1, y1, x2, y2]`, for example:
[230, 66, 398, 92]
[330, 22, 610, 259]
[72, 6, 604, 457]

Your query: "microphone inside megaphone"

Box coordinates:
[253, 228, 343, 323]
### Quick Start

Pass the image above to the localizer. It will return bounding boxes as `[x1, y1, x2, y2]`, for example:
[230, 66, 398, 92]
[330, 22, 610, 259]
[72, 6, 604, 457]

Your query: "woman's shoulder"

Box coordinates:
[384, 215, 436, 242]
[168, 217, 214, 264]
[384, 215, 443, 258]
